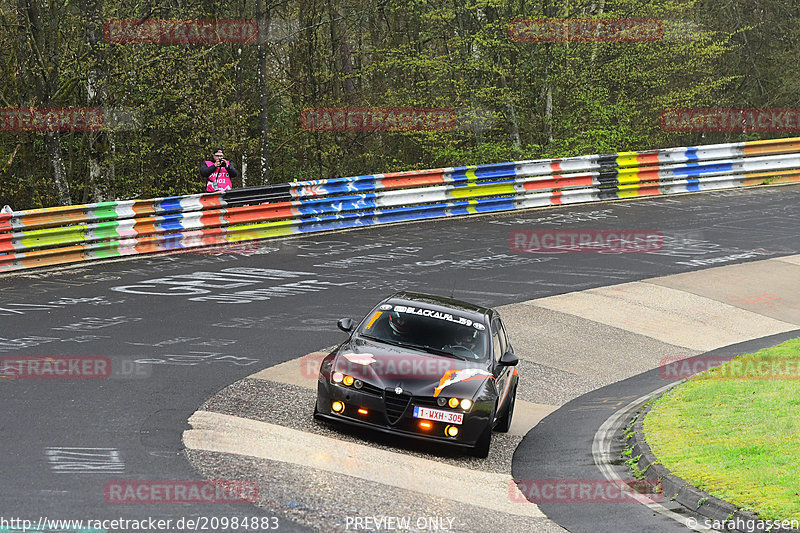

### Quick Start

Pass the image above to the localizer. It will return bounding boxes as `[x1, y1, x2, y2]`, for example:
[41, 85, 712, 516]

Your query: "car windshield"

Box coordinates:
[357, 303, 489, 361]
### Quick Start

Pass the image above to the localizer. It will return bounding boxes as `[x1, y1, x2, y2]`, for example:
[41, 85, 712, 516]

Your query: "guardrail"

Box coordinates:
[2, 137, 799, 272]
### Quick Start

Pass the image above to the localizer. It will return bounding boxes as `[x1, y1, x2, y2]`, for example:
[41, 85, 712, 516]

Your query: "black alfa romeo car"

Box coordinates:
[314, 291, 519, 457]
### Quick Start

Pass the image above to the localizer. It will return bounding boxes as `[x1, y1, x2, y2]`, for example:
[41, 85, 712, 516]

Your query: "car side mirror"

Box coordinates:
[499, 350, 518, 367]
[337, 318, 355, 333]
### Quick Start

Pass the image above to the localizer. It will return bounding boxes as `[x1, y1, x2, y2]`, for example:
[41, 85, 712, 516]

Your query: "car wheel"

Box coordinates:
[494, 385, 516, 434]
[470, 406, 495, 458]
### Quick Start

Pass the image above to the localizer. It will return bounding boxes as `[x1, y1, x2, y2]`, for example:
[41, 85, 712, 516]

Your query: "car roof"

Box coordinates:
[384, 291, 494, 322]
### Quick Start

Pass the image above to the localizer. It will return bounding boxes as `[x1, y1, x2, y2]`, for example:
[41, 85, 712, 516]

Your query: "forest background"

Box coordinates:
[1, 0, 798, 209]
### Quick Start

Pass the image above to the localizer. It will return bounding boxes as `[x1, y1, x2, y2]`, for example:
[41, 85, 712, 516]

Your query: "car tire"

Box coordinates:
[470, 407, 495, 458]
[494, 385, 517, 434]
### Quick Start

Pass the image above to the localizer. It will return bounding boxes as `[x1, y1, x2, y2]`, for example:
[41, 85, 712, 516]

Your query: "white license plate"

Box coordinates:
[413, 406, 463, 425]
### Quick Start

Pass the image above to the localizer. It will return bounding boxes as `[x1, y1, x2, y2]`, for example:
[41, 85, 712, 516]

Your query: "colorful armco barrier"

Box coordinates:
[2, 137, 800, 272]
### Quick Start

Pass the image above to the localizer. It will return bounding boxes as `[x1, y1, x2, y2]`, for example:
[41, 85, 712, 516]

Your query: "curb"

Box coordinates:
[629, 396, 800, 533]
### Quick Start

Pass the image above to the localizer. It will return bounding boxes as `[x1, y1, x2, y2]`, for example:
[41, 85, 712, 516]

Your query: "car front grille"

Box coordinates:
[412, 396, 441, 408]
[357, 381, 383, 397]
[384, 389, 412, 425]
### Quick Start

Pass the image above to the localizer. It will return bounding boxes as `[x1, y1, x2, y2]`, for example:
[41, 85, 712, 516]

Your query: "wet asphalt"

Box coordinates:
[1, 185, 799, 532]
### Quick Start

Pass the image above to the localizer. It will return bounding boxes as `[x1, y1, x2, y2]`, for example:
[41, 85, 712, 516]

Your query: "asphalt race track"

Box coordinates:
[1, 185, 800, 533]
[512, 330, 800, 533]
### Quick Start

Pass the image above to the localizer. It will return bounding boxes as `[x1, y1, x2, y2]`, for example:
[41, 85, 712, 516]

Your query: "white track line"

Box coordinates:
[186, 410, 545, 518]
[592, 383, 721, 532]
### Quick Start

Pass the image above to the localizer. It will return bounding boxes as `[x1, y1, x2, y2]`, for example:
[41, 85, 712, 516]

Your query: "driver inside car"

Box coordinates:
[445, 329, 483, 358]
[387, 312, 411, 338]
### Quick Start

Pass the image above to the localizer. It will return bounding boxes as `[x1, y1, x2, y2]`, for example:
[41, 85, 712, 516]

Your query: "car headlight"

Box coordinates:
[445, 397, 473, 410]
[332, 373, 362, 388]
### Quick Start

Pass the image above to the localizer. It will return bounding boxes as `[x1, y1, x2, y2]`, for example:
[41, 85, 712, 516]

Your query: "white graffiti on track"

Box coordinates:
[111, 267, 313, 296]
[296, 241, 390, 258]
[52, 316, 141, 331]
[340, 278, 415, 291]
[192, 338, 238, 347]
[642, 234, 781, 262]
[213, 315, 339, 332]
[0, 335, 111, 352]
[489, 209, 618, 226]
[0, 336, 60, 351]
[374, 254, 556, 275]
[189, 279, 355, 304]
[110, 255, 241, 277]
[61, 334, 111, 343]
[643, 234, 719, 257]
[127, 337, 237, 348]
[279, 239, 353, 253]
[134, 352, 258, 366]
[45, 447, 124, 473]
[127, 337, 202, 347]
[212, 317, 272, 329]
[178, 243, 279, 256]
[674, 249, 775, 267]
[0, 296, 125, 317]
[314, 247, 422, 268]
[110, 267, 356, 304]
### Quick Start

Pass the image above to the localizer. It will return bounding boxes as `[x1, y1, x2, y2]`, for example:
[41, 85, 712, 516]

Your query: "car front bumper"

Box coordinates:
[315, 381, 492, 448]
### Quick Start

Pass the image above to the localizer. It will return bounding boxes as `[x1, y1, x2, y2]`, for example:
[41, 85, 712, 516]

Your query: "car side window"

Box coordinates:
[497, 319, 509, 353]
[491, 319, 505, 363]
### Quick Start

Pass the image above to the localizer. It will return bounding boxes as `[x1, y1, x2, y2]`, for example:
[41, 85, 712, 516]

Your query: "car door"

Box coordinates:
[491, 317, 513, 415]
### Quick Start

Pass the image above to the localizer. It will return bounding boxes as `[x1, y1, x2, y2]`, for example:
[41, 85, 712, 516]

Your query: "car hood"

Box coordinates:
[332, 337, 494, 398]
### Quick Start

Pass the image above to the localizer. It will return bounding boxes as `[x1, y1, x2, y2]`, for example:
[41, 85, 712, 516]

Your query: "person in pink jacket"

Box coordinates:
[200, 148, 239, 192]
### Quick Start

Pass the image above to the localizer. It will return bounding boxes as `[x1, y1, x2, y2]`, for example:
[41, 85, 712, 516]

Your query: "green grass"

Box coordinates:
[644, 337, 800, 521]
